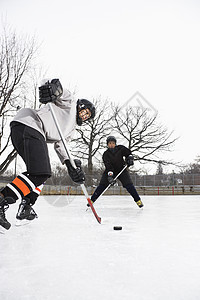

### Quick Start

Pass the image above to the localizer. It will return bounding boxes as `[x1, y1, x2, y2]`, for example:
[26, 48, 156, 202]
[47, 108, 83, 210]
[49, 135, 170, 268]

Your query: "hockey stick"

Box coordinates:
[99, 165, 127, 198]
[86, 165, 127, 210]
[48, 103, 101, 224]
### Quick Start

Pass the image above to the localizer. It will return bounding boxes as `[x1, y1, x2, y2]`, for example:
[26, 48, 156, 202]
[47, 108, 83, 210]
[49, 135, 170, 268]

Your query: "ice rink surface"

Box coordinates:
[1, 195, 200, 300]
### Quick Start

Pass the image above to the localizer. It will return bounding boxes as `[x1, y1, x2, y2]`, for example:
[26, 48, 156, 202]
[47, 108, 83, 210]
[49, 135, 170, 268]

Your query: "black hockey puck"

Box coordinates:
[113, 226, 122, 230]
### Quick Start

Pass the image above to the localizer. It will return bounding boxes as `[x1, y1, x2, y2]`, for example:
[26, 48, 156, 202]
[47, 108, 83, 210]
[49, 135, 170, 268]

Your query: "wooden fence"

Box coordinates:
[1, 182, 200, 196]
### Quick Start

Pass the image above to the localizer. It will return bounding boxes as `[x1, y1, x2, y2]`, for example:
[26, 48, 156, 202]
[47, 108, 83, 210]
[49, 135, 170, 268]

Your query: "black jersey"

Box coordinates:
[102, 145, 131, 174]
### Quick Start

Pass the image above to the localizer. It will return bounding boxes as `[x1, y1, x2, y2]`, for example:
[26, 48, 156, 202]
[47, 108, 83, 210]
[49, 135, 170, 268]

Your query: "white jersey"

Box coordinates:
[12, 89, 77, 163]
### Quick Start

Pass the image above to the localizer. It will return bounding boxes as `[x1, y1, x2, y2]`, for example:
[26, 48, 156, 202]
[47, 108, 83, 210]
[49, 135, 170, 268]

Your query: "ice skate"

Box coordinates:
[136, 199, 144, 208]
[0, 193, 11, 233]
[16, 197, 38, 226]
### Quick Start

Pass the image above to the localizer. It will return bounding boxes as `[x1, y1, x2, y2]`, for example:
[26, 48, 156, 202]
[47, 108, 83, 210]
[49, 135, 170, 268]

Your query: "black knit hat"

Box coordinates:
[106, 136, 117, 145]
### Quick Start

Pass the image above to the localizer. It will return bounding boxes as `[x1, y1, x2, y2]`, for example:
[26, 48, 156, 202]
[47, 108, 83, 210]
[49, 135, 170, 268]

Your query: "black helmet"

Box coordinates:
[106, 136, 117, 145]
[76, 99, 96, 125]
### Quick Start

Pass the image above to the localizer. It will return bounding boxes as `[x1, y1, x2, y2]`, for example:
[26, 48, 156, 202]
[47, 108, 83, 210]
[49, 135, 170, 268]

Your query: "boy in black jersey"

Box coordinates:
[90, 136, 144, 208]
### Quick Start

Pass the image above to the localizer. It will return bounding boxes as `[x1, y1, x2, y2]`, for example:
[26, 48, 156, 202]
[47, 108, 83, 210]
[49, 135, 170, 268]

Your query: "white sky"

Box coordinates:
[1, 0, 200, 173]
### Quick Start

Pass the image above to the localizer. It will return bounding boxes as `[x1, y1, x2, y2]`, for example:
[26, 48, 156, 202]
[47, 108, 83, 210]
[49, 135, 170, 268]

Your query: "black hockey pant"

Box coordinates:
[91, 169, 140, 203]
[91, 183, 140, 203]
[1, 123, 51, 205]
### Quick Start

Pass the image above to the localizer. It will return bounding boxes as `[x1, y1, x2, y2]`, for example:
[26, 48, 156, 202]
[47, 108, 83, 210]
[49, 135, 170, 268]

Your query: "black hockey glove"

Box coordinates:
[126, 155, 134, 167]
[65, 159, 85, 184]
[39, 79, 63, 104]
[107, 171, 116, 186]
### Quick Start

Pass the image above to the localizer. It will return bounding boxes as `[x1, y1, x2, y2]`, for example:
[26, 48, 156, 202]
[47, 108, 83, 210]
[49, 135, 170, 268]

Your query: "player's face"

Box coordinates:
[108, 141, 116, 148]
[79, 108, 91, 121]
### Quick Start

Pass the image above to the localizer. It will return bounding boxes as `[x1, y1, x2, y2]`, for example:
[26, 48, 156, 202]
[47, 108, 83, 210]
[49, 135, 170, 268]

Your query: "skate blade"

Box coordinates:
[0, 227, 7, 234]
[15, 219, 36, 227]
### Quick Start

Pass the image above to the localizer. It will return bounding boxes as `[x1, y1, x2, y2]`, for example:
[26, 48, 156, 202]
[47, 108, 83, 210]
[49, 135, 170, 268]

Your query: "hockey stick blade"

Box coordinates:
[87, 197, 101, 224]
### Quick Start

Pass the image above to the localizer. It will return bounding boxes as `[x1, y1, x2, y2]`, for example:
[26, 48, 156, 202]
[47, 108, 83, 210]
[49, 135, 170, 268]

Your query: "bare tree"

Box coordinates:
[183, 156, 200, 174]
[26, 67, 47, 110]
[71, 98, 113, 174]
[112, 105, 178, 166]
[0, 24, 38, 174]
[156, 161, 164, 175]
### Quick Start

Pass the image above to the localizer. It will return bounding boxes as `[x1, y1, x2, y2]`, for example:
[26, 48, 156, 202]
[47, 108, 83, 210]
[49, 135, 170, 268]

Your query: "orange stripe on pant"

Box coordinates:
[12, 177, 31, 196]
[35, 187, 41, 193]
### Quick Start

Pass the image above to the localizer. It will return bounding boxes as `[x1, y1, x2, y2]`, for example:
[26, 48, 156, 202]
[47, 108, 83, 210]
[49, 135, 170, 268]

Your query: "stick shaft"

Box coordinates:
[48, 103, 76, 167]
[48, 103, 101, 223]
[96, 165, 127, 200]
